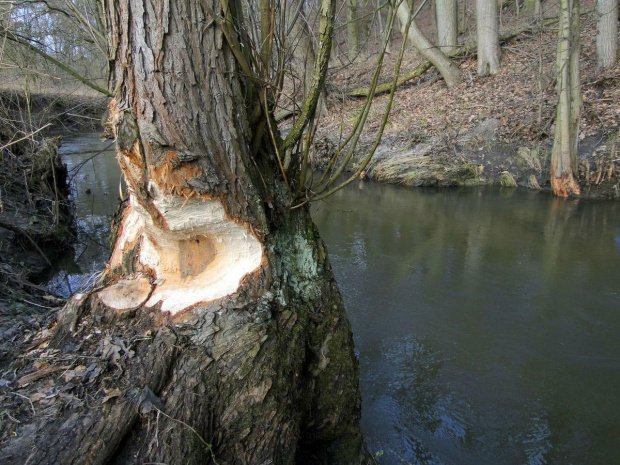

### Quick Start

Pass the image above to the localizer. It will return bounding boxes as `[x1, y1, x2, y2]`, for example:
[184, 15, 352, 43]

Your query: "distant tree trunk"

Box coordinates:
[0, 0, 371, 463]
[596, 0, 618, 70]
[476, 0, 501, 76]
[551, 0, 581, 197]
[523, 0, 542, 15]
[347, 0, 361, 60]
[291, 7, 328, 118]
[435, 0, 458, 52]
[396, 1, 461, 87]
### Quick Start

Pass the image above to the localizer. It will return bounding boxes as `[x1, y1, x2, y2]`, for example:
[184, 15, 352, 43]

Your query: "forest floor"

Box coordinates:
[294, 0, 620, 197]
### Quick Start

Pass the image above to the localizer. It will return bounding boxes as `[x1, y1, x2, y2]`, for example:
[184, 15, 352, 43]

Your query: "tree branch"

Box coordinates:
[4, 31, 111, 97]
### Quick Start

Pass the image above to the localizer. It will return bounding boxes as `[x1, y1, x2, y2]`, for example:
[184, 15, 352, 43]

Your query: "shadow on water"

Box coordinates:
[312, 182, 620, 464]
[52, 135, 620, 464]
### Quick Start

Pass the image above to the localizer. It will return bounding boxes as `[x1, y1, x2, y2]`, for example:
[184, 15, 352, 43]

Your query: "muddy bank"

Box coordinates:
[0, 90, 108, 278]
[0, 89, 107, 374]
[314, 119, 620, 199]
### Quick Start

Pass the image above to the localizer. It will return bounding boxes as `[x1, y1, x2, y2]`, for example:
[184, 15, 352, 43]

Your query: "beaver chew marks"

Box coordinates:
[96, 276, 152, 312]
[114, 184, 263, 315]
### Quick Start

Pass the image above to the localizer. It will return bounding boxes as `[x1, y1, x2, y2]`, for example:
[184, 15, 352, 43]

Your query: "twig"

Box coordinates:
[20, 299, 56, 310]
[0, 123, 52, 151]
[154, 407, 218, 464]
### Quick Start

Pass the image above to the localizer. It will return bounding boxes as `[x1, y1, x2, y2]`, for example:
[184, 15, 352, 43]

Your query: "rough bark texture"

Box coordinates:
[0, 0, 370, 463]
[596, 0, 618, 70]
[476, 0, 501, 76]
[551, 0, 582, 197]
[435, 0, 458, 53]
[397, 2, 461, 87]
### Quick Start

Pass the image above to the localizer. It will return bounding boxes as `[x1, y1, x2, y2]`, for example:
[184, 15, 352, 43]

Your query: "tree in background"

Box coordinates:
[0, 0, 108, 95]
[396, 0, 461, 87]
[596, 0, 618, 70]
[347, 0, 361, 60]
[523, 0, 542, 16]
[476, 0, 501, 76]
[551, 0, 582, 196]
[435, 0, 458, 52]
[289, 0, 329, 118]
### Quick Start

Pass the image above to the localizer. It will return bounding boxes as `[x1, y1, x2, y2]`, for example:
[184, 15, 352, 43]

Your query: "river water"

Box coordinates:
[57, 135, 620, 464]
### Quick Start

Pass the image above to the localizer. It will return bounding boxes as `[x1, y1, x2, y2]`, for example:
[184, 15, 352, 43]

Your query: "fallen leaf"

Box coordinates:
[102, 388, 123, 403]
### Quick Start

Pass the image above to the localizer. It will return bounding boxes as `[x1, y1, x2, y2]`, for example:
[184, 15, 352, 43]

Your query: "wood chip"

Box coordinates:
[17, 365, 70, 387]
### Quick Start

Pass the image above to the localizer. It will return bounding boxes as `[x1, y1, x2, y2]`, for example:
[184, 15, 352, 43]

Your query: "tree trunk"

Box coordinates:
[290, 6, 328, 119]
[476, 0, 501, 76]
[396, 1, 461, 87]
[0, 0, 370, 463]
[435, 0, 458, 53]
[551, 0, 581, 196]
[347, 0, 361, 60]
[596, 0, 618, 70]
[523, 0, 542, 15]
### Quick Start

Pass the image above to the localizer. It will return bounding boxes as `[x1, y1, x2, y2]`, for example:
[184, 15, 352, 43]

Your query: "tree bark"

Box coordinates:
[396, 1, 461, 87]
[476, 0, 502, 76]
[0, 0, 370, 463]
[551, 0, 581, 196]
[435, 0, 458, 53]
[596, 0, 618, 70]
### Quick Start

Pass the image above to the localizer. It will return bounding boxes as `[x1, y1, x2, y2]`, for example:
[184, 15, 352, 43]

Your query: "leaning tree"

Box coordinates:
[0, 0, 379, 463]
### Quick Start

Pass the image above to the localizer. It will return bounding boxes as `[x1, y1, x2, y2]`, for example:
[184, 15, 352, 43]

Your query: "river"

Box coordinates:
[57, 135, 620, 464]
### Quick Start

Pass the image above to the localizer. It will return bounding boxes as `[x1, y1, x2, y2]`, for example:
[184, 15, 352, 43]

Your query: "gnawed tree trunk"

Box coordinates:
[435, 0, 458, 53]
[551, 0, 582, 196]
[0, 0, 370, 463]
[476, 0, 501, 76]
[596, 0, 618, 70]
[396, 1, 461, 87]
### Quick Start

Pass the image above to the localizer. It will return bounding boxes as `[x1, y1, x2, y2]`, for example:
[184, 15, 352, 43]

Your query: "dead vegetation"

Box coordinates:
[298, 0, 620, 195]
[0, 90, 108, 395]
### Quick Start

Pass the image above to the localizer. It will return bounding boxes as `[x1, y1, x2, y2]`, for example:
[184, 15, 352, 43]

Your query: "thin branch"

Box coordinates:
[3, 31, 111, 97]
[279, 0, 335, 153]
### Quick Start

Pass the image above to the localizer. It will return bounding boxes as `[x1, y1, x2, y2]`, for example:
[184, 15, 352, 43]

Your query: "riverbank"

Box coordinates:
[0, 92, 107, 375]
[305, 1, 620, 198]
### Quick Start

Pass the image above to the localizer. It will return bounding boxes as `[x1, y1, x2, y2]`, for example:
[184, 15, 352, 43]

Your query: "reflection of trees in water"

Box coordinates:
[361, 333, 476, 464]
[314, 183, 620, 464]
[316, 184, 620, 296]
[46, 137, 121, 297]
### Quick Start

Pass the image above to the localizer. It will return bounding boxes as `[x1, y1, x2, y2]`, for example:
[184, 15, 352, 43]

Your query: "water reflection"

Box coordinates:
[48, 134, 121, 296]
[312, 184, 620, 464]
